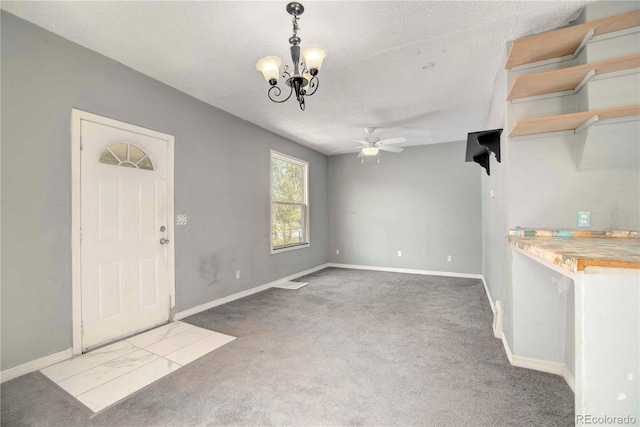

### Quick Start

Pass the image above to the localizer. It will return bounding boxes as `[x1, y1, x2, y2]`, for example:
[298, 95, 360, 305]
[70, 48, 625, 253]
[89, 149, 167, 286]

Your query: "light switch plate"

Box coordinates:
[577, 211, 590, 228]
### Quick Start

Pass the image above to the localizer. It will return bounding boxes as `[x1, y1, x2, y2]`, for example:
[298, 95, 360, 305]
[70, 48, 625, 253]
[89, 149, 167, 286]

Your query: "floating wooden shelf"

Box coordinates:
[507, 54, 640, 101]
[505, 9, 640, 69]
[509, 105, 640, 137]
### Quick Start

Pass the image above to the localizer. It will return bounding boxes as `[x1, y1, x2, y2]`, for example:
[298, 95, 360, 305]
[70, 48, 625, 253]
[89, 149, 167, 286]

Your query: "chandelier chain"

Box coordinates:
[291, 16, 299, 39]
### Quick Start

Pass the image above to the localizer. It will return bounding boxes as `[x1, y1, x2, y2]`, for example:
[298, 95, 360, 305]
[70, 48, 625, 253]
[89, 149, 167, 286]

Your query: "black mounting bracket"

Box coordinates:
[465, 128, 503, 175]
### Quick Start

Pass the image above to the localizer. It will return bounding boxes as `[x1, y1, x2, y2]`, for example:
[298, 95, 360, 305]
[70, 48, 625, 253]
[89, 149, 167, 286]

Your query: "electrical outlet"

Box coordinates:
[397, 251, 402, 257]
[490, 190, 495, 198]
[336, 249, 340, 255]
[577, 211, 590, 228]
[235, 270, 240, 280]
[447, 255, 452, 262]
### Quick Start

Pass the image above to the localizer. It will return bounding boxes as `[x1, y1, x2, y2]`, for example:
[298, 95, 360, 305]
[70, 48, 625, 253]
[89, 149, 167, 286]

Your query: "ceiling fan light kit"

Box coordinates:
[361, 147, 379, 156]
[357, 128, 406, 163]
[256, 2, 327, 111]
[330, 127, 408, 163]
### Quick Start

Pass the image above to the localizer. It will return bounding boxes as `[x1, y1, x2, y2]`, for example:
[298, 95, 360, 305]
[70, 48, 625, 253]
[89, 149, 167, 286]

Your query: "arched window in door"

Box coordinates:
[99, 142, 154, 170]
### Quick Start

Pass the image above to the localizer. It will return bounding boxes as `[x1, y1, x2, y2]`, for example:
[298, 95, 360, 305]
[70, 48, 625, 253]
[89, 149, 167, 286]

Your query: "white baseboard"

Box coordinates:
[1, 347, 72, 384]
[563, 365, 576, 393]
[511, 354, 564, 376]
[501, 332, 514, 364]
[501, 332, 572, 389]
[327, 263, 483, 279]
[174, 263, 330, 320]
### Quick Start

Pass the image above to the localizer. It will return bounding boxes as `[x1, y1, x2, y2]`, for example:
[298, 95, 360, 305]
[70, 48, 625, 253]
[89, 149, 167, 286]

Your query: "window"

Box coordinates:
[99, 142, 154, 170]
[271, 150, 309, 253]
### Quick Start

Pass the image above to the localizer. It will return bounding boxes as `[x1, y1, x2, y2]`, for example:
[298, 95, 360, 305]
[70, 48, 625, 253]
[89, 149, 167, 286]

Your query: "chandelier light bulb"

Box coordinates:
[302, 46, 327, 74]
[256, 56, 282, 84]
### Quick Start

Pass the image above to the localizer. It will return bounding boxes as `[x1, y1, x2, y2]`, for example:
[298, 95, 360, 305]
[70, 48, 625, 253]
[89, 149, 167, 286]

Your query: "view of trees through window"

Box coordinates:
[271, 153, 307, 249]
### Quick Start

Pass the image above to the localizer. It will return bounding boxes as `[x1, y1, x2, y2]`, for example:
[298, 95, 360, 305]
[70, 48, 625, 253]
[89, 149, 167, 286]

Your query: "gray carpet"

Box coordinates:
[1, 268, 574, 426]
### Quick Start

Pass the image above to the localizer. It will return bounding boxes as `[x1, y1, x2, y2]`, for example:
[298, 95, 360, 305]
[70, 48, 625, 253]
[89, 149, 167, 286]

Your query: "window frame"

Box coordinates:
[270, 150, 310, 254]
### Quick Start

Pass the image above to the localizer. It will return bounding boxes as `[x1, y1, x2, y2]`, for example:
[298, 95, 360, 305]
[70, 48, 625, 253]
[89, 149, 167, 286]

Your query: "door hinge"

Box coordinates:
[80, 135, 83, 150]
[80, 227, 83, 241]
[81, 321, 84, 337]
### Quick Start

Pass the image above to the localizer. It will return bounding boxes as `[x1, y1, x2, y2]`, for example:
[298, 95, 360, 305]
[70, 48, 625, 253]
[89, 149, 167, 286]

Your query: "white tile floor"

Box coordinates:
[40, 321, 235, 413]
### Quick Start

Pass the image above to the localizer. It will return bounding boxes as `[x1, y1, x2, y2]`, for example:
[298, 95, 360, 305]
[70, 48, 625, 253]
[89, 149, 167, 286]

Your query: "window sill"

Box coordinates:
[271, 243, 310, 255]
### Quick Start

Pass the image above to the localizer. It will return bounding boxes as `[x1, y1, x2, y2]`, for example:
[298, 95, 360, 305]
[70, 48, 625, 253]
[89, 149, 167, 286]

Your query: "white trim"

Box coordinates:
[510, 90, 575, 104]
[271, 242, 310, 255]
[511, 353, 565, 376]
[501, 332, 573, 391]
[510, 130, 575, 142]
[71, 109, 176, 355]
[572, 29, 594, 61]
[71, 110, 82, 356]
[1, 348, 72, 384]
[270, 150, 310, 254]
[573, 69, 596, 94]
[175, 263, 330, 320]
[574, 115, 599, 134]
[510, 54, 573, 72]
[589, 115, 640, 127]
[501, 331, 514, 364]
[326, 263, 483, 279]
[591, 26, 640, 43]
[591, 67, 640, 82]
[563, 365, 576, 393]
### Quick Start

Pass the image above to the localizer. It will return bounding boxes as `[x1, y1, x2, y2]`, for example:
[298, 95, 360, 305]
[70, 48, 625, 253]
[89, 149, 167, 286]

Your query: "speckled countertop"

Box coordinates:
[507, 229, 640, 272]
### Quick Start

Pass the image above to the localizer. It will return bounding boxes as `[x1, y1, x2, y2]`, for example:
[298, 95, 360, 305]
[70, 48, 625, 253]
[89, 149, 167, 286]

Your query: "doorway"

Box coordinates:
[71, 109, 175, 353]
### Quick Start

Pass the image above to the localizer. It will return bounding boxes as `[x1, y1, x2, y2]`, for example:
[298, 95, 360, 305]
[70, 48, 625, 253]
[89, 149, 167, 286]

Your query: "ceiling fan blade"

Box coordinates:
[330, 146, 362, 154]
[377, 137, 407, 145]
[378, 145, 404, 153]
[353, 139, 369, 145]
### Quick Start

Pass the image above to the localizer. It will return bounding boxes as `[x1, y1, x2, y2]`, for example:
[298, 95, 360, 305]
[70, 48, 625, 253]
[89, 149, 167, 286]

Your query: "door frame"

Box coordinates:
[71, 108, 175, 355]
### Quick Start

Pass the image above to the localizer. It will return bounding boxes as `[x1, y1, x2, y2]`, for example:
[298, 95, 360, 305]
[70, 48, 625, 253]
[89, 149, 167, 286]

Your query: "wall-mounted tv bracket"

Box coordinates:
[478, 131, 502, 163]
[473, 151, 491, 175]
[465, 128, 503, 176]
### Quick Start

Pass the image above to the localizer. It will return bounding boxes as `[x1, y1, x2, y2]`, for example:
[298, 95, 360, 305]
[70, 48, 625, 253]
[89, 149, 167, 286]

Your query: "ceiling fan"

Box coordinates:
[331, 128, 407, 161]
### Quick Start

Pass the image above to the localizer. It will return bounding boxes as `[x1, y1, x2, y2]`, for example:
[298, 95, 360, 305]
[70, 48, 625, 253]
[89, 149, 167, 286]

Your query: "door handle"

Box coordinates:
[160, 238, 170, 245]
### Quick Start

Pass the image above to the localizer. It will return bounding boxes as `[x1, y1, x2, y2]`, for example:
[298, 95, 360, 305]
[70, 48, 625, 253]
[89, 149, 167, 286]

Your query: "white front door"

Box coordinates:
[80, 117, 173, 351]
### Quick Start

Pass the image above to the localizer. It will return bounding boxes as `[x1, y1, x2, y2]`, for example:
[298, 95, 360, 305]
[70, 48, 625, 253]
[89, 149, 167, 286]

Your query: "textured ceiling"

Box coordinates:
[2, 1, 593, 155]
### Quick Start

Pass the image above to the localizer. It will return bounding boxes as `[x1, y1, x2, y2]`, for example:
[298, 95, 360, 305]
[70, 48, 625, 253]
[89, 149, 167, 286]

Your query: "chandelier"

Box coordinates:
[256, 2, 327, 111]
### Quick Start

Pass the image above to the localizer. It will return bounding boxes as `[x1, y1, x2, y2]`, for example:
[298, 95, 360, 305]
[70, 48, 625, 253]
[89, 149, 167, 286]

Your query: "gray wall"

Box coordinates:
[328, 142, 482, 275]
[480, 58, 512, 343]
[1, 11, 329, 370]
